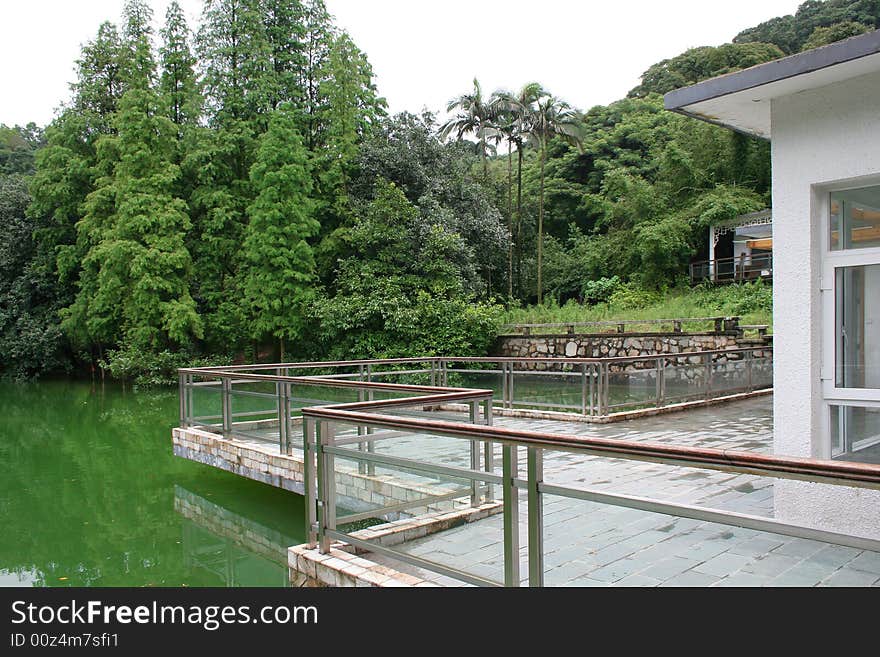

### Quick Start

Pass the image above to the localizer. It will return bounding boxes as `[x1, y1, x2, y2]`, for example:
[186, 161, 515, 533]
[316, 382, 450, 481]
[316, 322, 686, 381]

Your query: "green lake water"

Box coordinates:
[0, 380, 304, 588]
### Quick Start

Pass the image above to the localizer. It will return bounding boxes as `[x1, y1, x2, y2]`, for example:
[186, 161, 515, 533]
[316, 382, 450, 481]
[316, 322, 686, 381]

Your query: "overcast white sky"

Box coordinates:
[0, 0, 804, 127]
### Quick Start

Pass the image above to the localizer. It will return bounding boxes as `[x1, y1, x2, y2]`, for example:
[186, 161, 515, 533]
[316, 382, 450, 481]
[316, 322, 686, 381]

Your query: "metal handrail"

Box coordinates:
[301, 396, 880, 587]
[690, 253, 773, 285]
[690, 253, 773, 269]
[303, 407, 880, 488]
[173, 352, 880, 588]
[178, 347, 774, 433]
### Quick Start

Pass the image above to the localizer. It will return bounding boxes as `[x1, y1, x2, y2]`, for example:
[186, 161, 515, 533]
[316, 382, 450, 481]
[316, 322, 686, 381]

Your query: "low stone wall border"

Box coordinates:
[288, 501, 502, 587]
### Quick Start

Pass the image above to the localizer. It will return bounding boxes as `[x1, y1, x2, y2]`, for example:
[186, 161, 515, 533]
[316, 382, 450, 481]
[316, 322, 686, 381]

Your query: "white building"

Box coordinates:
[666, 30, 880, 538]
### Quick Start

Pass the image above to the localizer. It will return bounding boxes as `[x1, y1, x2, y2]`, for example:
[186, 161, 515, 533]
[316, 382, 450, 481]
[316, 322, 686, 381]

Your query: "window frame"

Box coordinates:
[819, 178, 880, 460]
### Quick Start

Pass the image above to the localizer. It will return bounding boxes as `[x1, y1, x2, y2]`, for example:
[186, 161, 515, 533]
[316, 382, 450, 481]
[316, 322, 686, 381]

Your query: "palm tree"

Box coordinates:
[492, 83, 542, 300]
[524, 91, 583, 304]
[440, 78, 497, 181]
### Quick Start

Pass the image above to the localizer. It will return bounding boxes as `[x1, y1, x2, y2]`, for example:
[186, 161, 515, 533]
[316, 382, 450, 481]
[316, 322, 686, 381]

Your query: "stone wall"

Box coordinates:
[495, 331, 771, 370]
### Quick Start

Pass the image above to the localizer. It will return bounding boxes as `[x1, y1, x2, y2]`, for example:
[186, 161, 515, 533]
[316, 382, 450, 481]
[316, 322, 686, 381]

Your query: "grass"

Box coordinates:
[501, 281, 773, 332]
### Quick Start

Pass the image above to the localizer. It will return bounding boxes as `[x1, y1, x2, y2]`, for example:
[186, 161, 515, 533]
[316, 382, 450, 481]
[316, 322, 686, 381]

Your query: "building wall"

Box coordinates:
[771, 69, 880, 538]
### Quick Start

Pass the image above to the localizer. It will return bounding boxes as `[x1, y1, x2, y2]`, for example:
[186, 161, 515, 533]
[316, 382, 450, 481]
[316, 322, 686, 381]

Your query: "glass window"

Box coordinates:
[830, 185, 880, 251]
[831, 405, 880, 464]
[835, 264, 880, 389]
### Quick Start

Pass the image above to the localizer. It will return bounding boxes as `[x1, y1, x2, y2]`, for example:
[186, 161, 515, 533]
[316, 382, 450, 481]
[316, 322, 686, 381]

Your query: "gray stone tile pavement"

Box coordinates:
[361, 397, 880, 586]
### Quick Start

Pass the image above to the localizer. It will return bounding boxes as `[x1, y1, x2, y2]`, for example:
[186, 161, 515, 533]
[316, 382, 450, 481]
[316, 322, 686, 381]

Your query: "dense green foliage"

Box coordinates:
[310, 180, 502, 359]
[628, 43, 786, 97]
[734, 0, 879, 54]
[4, 0, 501, 381]
[3, 0, 876, 380]
[242, 103, 317, 358]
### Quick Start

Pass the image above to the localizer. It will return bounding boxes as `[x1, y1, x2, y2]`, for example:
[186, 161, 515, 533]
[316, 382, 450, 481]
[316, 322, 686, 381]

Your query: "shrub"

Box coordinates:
[606, 282, 662, 311]
[101, 346, 232, 387]
[581, 276, 622, 305]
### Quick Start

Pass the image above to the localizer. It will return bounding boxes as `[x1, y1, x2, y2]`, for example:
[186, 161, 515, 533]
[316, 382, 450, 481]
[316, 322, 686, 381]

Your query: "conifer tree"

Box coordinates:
[313, 31, 385, 242]
[299, 0, 334, 149]
[64, 14, 202, 354]
[192, 0, 276, 350]
[160, 1, 201, 130]
[261, 0, 308, 110]
[242, 104, 318, 359]
[112, 30, 203, 350]
[71, 22, 127, 134]
[319, 32, 385, 197]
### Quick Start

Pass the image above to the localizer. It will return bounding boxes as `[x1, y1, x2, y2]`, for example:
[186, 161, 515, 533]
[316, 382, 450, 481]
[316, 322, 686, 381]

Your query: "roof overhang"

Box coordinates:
[664, 30, 880, 139]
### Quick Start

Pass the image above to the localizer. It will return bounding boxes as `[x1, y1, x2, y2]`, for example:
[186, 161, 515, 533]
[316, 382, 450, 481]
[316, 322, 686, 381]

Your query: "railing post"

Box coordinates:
[746, 348, 754, 392]
[430, 359, 437, 387]
[602, 362, 610, 416]
[507, 362, 514, 409]
[303, 417, 317, 548]
[484, 397, 494, 503]
[179, 372, 187, 428]
[656, 357, 663, 408]
[276, 368, 290, 454]
[470, 401, 480, 507]
[527, 447, 544, 587]
[316, 420, 336, 554]
[704, 352, 712, 400]
[357, 365, 367, 474]
[365, 364, 375, 475]
[187, 373, 194, 427]
[502, 445, 520, 587]
[501, 361, 509, 409]
[580, 363, 588, 416]
[221, 376, 232, 437]
[276, 379, 286, 453]
[588, 364, 595, 416]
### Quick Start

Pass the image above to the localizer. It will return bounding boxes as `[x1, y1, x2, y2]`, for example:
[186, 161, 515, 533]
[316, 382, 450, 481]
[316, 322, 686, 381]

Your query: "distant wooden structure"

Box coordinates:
[690, 209, 773, 285]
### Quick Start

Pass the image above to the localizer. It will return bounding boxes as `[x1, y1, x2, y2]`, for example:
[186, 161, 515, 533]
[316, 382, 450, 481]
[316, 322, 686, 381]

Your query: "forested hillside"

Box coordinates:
[1, 0, 876, 382]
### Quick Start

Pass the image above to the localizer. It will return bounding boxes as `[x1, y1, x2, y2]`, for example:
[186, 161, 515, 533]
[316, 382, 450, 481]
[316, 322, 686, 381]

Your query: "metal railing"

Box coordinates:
[301, 402, 880, 587]
[179, 348, 773, 447]
[501, 316, 739, 336]
[176, 352, 880, 587]
[689, 253, 773, 285]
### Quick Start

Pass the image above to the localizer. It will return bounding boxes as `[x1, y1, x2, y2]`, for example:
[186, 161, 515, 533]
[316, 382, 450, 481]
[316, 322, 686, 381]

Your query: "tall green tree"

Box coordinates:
[71, 21, 127, 134]
[242, 105, 318, 359]
[298, 0, 334, 149]
[261, 0, 308, 110]
[64, 18, 202, 356]
[112, 30, 202, 350]
[159, 1, 201, 131]
[316, 31, 386, 223]
[491, 83, 542, 300]
[198, 0, 273, 124]
[524, 90, 583, 304]
[311, 180, 501, 360]
[440, 78, 497, 181]
[193, 0, 275, 350]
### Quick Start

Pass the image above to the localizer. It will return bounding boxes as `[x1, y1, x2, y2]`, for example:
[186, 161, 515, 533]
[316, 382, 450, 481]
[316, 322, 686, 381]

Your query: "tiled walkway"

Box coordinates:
[360, 397, 880, 586]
